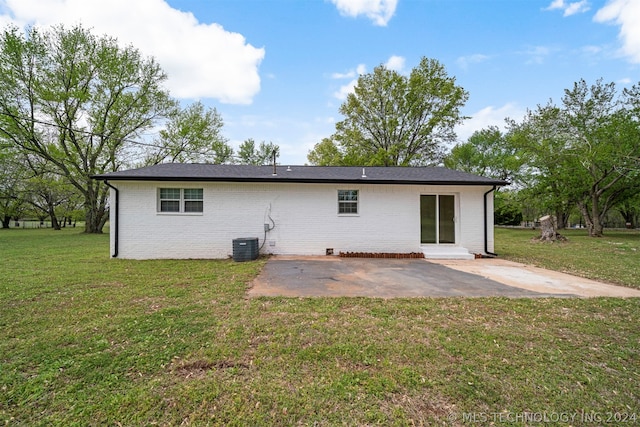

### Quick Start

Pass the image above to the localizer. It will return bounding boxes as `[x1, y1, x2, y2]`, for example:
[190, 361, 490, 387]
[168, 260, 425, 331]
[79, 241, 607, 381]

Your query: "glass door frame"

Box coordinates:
[420, 193, 459, 245]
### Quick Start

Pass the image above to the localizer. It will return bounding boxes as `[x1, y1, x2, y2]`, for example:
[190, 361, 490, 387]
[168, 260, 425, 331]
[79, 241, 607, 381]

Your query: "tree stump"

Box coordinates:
[533, 215, 567, 242]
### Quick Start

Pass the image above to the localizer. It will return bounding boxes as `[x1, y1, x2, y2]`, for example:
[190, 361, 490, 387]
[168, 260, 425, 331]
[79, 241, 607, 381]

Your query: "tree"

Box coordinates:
[307, 138, 342, 165]
[509, 79, 640, 236]
[307, 136, 372, 166]
[508, 104, 580, 229]
[0, 146, 28, 228]
[309, 57, 468, 166]
[237, 138, 279, 165]
[444, 127, 527, 226]
[444, 126, 522, 182]
[494, 190, 523, 226]
[0, 25, 176, 233]
[21, 155, 80, 230]
[142, 101, 231, 165]
[562, 79, 640, 236]
[616, 192, 640, 228]
[23, 173, 70, 230]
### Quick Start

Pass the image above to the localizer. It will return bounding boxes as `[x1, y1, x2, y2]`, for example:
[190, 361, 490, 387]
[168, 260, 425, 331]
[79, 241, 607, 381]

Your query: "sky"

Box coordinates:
[0, 0, 638, 165]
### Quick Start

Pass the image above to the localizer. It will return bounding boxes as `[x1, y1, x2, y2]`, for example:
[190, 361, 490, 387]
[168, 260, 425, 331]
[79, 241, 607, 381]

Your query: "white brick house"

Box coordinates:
[93, 164, 507, 260]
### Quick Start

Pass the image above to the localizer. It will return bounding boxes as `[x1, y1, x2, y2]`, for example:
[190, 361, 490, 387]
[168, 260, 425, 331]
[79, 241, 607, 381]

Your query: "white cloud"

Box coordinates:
[594, 0, 640, 64]
[564, 1, 590, 16]
[384, 55, 405, 72]
[331, 71, 356, 79]
[455, 103, 526, 143]
[456, 54, 490, 70]
[331, 57, 404, 100]
[334, 80, 359, 100]
[331, 64, 367, 100]
[521, 45, 552, 64]
[331, 63, 367, 79]
[330, 0, 398, 26]
[544, 0, 590, 16]
[581, 45, 603, 55]
[0, 0, 265, 104]
[546, 0, 565, 9]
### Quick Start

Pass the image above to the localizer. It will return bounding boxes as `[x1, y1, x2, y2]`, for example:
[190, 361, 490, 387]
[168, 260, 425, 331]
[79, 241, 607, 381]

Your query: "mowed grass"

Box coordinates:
[496, 228, 640, 289]
[1, 228, 639, 426]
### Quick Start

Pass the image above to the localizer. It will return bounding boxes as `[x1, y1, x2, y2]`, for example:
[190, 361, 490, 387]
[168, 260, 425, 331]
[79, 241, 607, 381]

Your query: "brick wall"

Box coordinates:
[108, 181, 494, 259]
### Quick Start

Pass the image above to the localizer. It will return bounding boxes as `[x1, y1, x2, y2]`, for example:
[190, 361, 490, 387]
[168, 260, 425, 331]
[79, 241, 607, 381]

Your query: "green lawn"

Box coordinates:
[1, 228, 639, 426]
[496, 227, 640, 289]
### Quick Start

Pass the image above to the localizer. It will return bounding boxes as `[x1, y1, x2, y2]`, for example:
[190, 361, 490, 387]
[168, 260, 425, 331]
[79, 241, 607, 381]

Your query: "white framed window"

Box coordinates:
[338, 189, 358, 215]
[158, 188, 203, 213]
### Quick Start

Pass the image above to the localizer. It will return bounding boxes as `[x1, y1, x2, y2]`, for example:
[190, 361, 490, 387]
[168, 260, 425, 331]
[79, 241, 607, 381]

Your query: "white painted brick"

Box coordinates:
[108, 181, 496, 259]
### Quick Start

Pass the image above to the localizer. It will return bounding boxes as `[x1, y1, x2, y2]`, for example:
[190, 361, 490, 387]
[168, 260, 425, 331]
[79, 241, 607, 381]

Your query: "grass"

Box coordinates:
[1, 228, 639, 426]
[496, 227, 640, 289]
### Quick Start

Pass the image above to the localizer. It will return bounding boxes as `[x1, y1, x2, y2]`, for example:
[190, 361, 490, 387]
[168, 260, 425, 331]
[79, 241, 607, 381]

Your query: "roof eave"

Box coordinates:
[92, 175, 508, 186]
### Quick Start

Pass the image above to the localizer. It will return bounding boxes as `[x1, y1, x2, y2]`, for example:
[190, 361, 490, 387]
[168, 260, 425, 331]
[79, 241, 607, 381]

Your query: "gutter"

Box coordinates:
[91, 176, 506, 186]
[103, 180, 119, 258]
[484, 186, 498, 257]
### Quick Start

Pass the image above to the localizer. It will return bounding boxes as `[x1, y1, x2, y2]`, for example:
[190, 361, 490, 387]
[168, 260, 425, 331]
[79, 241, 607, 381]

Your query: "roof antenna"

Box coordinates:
[361, 167, 367, 178]
[272, 149, 277, 176]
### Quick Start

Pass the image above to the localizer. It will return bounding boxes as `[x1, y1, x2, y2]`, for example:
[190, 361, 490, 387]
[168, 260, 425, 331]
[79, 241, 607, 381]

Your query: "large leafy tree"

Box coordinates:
[508, 104, 581, 228]
[565, 80, 640, 236]
[142, 101, 231, 165]
[0, 24, 176, 233]
[306, 137, 345, 166]
[510, 79, 640, 236]
[308, 57, 468, 166]
[236, 138, 279, 165]
[444, 126, 526, 227]
[444, 126, 522, 182]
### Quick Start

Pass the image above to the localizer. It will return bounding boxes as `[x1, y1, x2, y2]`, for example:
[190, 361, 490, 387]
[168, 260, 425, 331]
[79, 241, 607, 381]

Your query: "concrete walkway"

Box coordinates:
[429, 258, 640, 298]
[248, 256, 640, 298]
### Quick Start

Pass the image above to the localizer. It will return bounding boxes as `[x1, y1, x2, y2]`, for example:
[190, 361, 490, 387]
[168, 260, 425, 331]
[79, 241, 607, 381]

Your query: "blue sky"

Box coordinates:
[1, 0, 638, 165]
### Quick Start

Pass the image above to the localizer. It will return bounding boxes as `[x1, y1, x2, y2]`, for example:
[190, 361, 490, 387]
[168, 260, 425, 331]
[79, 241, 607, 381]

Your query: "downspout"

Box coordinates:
[103, 180, 119, 258]
[484, 186, 498, 257]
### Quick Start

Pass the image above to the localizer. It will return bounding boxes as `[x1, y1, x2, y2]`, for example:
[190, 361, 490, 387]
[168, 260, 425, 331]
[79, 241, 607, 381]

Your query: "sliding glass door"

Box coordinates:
[420, 195, 455, 244]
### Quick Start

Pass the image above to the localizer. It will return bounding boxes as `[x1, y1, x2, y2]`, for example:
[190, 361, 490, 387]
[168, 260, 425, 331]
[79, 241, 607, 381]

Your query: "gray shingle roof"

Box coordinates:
[92, 164, 508, 186]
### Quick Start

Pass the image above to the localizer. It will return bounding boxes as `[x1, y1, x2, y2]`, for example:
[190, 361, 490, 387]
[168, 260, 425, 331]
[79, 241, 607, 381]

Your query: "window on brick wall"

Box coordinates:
[338, 190, 358, 215]
[158, 188, 203, 213]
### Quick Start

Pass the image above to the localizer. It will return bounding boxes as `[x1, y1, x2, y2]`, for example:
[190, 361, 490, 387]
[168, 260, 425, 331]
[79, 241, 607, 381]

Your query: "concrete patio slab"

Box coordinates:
[248, 256, 640, 298]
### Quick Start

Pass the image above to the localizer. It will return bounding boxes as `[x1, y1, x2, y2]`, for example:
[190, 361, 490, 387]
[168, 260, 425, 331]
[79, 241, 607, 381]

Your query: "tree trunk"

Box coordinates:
[84, 181, 107, 233]
[620, 211, 636, 228]
[618, 207, 636, 229]
[539, 215, 557, 241]
[590, 217, 604, 237]
[45, 198, 62, 231]
[591, 192, 605, 236]
[578, 200, 604, 237]
[555, 210, 570, 229]
[48, 207, 61, 230]
[84, 208, 104, 233]
[1, 215, 10, 229]
[534, 215, 567, 242]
